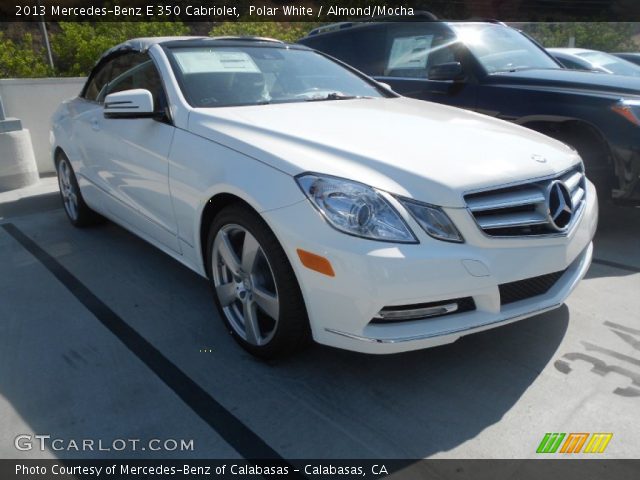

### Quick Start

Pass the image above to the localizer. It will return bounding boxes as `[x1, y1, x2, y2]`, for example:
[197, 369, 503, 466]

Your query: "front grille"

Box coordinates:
[464, 165, 586, 237]
[371, 297, 476, 323]
[499, 270, 566, 305]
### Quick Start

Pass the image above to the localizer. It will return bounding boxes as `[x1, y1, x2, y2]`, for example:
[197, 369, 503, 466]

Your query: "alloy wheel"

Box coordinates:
[211, 224, 280, 346]
[58, 159, 79, 221]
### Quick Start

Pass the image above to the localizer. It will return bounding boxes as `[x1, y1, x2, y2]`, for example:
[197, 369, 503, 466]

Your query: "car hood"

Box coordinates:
[487, 68, 640, 98]
[188, 97, 580, 207]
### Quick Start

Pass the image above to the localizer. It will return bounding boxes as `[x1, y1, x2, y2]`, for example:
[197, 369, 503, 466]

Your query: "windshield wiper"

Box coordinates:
[304, 92, 373, 102]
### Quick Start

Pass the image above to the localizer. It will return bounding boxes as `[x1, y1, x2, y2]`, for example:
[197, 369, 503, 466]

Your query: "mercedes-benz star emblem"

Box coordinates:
[546, 180, 573, 231]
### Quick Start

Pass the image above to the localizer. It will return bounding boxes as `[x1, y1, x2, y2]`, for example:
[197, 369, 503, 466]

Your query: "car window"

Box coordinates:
[577, 51, 640, 77]
[83, 57, 117, 102]
[305, 25, 389, 76]
[619, 54, 640, 66]
[166, 46, 386, 108]
[451, 24, 559, 73]
[384, 28, 458, 78]
[98, 53, 167, 109]
[555, 55, 589, 70]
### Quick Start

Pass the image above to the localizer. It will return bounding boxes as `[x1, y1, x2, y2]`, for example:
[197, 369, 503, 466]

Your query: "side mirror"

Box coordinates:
[377, 81, 394, 92]
[428, 62, 465, 82]
[104, 89, 154, 119]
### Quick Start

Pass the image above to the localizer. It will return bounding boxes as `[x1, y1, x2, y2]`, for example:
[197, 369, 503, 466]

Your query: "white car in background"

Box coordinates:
[51, 37, 598, 358]
[548, 47, 640, 77]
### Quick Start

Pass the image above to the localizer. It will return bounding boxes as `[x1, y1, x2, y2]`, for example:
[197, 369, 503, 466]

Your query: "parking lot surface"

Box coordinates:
[0, 179, 639, 460]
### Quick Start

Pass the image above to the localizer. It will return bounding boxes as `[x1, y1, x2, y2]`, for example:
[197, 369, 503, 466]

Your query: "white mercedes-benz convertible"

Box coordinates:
[51, 37, 598, 358]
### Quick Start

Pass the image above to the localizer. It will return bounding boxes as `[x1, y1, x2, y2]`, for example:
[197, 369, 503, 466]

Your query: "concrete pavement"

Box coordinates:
[0, 184, 638, 460]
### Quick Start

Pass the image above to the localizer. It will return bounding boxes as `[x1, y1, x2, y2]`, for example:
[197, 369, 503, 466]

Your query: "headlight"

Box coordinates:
[612, 99, 640, 126]
[399, 198, 464, 243]
[296, 173, 417, 243]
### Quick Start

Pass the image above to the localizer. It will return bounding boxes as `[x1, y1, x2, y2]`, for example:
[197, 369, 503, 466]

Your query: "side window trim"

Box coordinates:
[145, 54, 174, 124]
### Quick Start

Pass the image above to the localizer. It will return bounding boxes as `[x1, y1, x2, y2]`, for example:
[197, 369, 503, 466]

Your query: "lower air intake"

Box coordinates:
[499, 270, 566, 305]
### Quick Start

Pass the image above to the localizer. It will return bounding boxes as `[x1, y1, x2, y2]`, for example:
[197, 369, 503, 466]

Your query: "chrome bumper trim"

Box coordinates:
[373, 302, 459, 321]
[325, 303, 562, 344]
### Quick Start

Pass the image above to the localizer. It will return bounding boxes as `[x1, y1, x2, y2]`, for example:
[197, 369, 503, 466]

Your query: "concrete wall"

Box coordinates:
[0, 78, 86, 174]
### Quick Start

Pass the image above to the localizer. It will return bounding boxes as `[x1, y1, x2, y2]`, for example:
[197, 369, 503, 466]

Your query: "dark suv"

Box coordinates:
[299, 19, 640, 203]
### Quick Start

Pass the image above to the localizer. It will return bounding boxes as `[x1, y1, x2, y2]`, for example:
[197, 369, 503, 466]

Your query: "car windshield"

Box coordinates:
[577, 51, 640, 77]
[450, 24, 560, 73]
[166, 45, 386, 107]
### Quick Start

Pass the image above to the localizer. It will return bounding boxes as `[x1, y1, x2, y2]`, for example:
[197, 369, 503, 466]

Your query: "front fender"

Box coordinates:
[167, 128, 305, 270]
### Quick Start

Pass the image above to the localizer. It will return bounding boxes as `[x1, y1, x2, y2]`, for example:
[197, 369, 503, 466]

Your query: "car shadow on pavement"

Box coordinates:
[271, 306, 569, 458]
[0, 191, 60, 221]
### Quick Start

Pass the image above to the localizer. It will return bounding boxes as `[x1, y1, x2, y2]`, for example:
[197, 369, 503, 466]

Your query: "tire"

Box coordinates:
[612, 155, 640, 204]
[576, 145, 615, 206]
[205, 204, 311, 359]
[56, 153, 103, 227]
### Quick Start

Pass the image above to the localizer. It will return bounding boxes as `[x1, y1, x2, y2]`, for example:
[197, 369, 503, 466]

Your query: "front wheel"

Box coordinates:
[206, 204, 311, 359]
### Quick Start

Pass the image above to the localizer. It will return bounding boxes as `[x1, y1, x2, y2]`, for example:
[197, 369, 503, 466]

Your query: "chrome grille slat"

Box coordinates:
[571, 187, 585, 207]
[562, 171, 583, 191]
[465, 165, 586, 237]
[467, 187, 545, 212]
[477, 212, 548, 230]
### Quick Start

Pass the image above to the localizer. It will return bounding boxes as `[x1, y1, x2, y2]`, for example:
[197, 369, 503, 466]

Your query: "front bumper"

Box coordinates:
[263, 181, 598, 354]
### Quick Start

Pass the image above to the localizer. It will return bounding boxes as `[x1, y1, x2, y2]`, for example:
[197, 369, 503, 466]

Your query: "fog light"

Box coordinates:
[374, 304, 458, 321]
[372, 297, 476, 323]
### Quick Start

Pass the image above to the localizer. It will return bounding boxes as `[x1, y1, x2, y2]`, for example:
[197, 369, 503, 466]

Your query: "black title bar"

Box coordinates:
[3, 1, 640, 22]
[2, 459, 640, 480]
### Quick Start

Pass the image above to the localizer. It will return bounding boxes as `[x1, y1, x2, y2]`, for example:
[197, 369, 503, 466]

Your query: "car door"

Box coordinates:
[70, 55, 121, 211]
[92, 52, 180, 252]
[376, 24, 478, 110]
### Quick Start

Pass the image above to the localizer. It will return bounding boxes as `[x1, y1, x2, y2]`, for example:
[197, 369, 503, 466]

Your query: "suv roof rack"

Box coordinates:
[305, 10, 438, 37]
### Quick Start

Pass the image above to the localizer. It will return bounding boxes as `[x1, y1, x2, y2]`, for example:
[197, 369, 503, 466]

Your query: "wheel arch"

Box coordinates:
[197, 191, 301, 278]
[199, 192, 255, 273]
[53, 146, 65, 166]
[200, 191, 313, 356]
[519, 115, 615, 199]
[518, 116, 612, 165]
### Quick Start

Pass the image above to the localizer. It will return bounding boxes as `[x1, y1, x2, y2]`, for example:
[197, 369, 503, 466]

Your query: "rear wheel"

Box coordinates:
[613, 156, 640, 203]
[569, 137, 614, 203]
[206, 204, 311, 359]
[56, 153, 103, 227]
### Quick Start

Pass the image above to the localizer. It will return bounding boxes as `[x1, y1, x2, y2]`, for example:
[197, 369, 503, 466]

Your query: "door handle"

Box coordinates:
[90, 118, 100, 131]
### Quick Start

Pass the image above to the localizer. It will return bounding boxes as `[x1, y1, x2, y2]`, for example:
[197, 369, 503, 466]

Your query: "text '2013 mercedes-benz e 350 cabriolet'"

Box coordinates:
[51, 37, 598, 358]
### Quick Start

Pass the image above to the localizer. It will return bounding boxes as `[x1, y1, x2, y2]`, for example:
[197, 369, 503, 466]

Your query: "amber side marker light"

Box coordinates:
[612, 102, 640, 126]
[297, 249, 335, 277]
